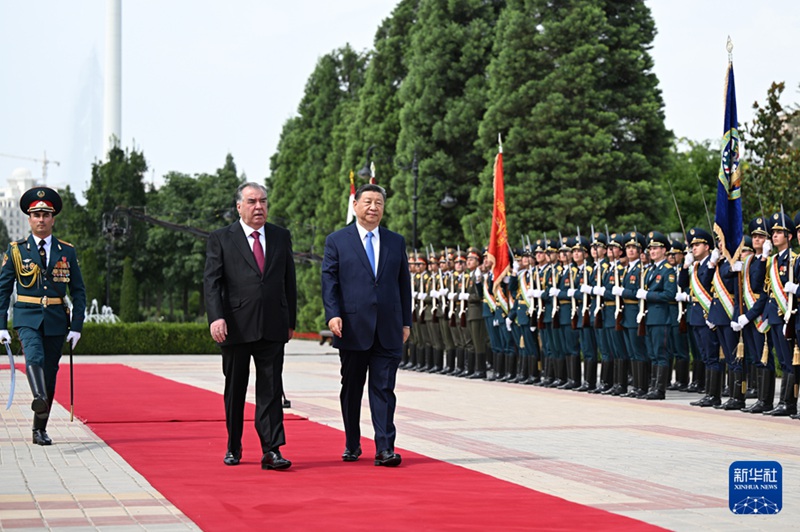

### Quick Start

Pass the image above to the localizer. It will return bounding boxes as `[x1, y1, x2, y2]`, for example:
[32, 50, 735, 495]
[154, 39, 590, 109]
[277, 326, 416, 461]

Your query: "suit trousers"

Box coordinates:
[221, 338, 286, 455]
[339, 334, 401, 453]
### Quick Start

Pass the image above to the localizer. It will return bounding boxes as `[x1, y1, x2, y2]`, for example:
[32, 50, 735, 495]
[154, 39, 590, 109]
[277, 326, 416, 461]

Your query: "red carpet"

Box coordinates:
[40, 364, 663, 531]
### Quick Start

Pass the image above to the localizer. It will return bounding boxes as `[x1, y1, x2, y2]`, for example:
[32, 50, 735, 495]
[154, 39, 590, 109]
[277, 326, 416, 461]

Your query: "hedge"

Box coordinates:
[5, 322, 219, 355]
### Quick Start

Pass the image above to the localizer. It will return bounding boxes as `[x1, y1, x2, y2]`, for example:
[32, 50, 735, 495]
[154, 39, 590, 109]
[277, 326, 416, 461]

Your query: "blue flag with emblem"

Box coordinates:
[713, 59, 743, 263]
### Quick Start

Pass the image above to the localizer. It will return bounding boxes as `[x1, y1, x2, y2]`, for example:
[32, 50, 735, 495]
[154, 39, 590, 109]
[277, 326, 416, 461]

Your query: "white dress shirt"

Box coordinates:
[355, 222, 380, 275]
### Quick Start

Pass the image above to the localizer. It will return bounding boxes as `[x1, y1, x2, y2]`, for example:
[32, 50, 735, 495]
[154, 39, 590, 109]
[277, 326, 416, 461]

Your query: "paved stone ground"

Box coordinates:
[2, 339, 798, 531]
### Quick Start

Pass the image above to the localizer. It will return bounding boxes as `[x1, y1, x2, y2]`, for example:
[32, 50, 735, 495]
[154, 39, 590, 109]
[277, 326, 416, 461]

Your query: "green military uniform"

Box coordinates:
[0, 187, 86, 446]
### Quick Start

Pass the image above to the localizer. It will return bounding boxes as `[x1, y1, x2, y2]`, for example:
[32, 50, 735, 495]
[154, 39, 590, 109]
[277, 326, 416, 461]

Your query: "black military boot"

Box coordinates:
[402, 344, 415, 370]
[469, 352, 487, 379]
[548, 358, 565, 388]
[694, 369, 722, 407]
[525, 355, 540, 384]
[458, 350, 472, 377]
[745, 365, 758, 399]
[687, 359, 705, 393]
[513, 355, 528, 383]
[576, 358, 594, 392]
[449, 348, 463, 376]
[537, 357, 553, 387]
[764, 372, 790, 416]
[623, 360, 640, 398]
[484, 352, 499, 381]
[32, 388, 55, 445]
[557, 355, 573, 389]
[442, 348, 456, 374]
[501, 353, 516, 382]
[743, 368, 771, 413]
[401, 343, 410, 368]
[428, 348, 443, 373]
[603, 359, 623, 395]
[636, 362, 653, 399]
[719, 369, 746, 410]
[645, 364, 668, 400]
[781, 373, 798, 416]
[26, 365, 50, 419]
[590, 358, 611, 394]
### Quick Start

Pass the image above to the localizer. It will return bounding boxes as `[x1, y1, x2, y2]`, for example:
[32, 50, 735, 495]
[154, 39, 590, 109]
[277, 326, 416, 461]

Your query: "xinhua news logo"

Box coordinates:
[729, 461, 782, 514]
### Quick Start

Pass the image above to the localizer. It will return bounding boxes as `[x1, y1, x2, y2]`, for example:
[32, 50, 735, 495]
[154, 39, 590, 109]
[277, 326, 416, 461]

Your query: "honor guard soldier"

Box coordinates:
[732, 220, 772, 412]
[447, 249, 471, 376]
[540, 239, 563, 386]
[583, 232, 610, 392]
[598, 233, 630, 395]
[611, 232, 648, 398]
[510, 246, 537, 383]
[572, 235, 597, 391]
[0, 187, 86, 445]
[464, 248, 489, 378]
[747, 213, 797, 416]
[666, 240, 691, 391]
[552, 236, 578, 388]
[683, 228, 723, 407]
[635, 232, 677, 400]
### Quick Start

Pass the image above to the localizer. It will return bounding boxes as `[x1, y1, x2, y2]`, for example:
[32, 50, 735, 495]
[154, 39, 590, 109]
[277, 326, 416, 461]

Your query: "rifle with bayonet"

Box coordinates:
[607, 225, 624, 332]
[411, 249, 418, 323]
[547, 233, 560, 329]
[592, 224, 603, 329]
[636, 252, 647, 337]
[667, 180, 689, 334]
[578, 226, 591, 328]
[566, 230, 578, 330]
[417, 249, 426, 324]
[782, 203, 796, 340]
[427, 245, 439, 323]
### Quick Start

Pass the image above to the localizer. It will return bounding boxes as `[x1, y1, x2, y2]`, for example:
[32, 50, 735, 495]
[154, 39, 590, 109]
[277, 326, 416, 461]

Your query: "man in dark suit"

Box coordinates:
[204, 182, 297, 470]
[321, 183, 412, 467]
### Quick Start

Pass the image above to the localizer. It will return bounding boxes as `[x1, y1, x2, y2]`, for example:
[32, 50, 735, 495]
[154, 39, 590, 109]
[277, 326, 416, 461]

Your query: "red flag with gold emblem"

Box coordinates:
[488, 135, 509, 294]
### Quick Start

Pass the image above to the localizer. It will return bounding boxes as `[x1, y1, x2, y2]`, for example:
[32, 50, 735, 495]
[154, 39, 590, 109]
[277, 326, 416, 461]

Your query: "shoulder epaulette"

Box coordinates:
[665, 263, 674, 270]
[57, 239, 74, 247]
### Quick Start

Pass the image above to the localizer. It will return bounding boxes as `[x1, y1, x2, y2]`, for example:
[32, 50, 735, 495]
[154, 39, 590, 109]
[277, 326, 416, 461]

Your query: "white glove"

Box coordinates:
[705, 320, 715, 330]
[493, 319, 499, 327]
[675, 292, 690, 302]
[417, 292, 426, 300]
[473, 269, 482, 282]
[785, 281, 799, 295]
[0, 330, 10, 344]
[430, 289, 439, 298]
[549, 287, 560, 298]
[512, 261, 520, 274]
[762, 240, 772, 257]
[593, 286, 606, 296]
[579, 284, 593, 295]
[636, 289, 648, 300]
[731, 320, 743, 332]
[448, 292, 456, 301]
[611, 286, 624, 297]
[530, 326, 536, 332]
[731, 261, 743, 272]
[458, 293, 469, 301]
[440, 288, 449, 296]
[503, 275, 510, 284]
[66, 331, 81, 348]
[505, 317, 512, 331]
[709, 248, 720, 266]
[567, 288, 576, 298]
[737, 315, 750, 328]
[683, 253, 694, 268]
[526, 289, 536, 299]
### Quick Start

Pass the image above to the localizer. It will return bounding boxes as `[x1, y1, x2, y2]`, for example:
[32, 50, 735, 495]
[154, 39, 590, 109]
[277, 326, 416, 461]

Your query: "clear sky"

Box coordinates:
[1, 0, 798, 201]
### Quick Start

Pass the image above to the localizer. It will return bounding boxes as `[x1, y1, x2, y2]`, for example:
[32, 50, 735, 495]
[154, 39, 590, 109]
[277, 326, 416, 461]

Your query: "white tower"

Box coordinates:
[103, 0, 122, 157]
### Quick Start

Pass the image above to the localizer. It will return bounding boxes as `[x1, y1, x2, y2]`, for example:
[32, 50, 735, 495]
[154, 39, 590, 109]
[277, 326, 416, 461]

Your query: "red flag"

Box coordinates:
[488, 137, 509, 294]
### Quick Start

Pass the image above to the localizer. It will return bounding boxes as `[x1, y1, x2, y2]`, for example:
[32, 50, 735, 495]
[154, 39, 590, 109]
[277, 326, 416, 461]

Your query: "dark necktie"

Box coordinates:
[366, 231, 376, 276]
[38, 239, 47, 267]
[252, 231, 265, 273]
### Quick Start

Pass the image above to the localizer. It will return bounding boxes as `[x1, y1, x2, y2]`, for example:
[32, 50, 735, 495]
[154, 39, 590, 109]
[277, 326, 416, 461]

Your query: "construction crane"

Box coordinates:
[0, 150, 61, 184]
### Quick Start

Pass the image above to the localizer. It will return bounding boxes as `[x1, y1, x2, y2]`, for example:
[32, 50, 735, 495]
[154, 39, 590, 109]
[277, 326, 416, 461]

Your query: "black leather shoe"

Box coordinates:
[342, 447, 362, 462]
[32, 429, 52, 446]
[374, 450, 402, 467]
[262, 450, 292, 470]
[223, 449, 241, 466]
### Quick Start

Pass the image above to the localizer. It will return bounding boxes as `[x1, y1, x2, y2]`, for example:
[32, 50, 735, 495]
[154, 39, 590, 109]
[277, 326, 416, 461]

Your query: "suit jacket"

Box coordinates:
[0, 235, 86, 335]
[321, 224, 411, 352]
[204, 221, 297, 345]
